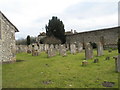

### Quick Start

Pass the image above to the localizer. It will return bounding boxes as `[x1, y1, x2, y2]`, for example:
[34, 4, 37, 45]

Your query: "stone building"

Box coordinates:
[66, 26, 119, 48]
[0, 11, 19, 63]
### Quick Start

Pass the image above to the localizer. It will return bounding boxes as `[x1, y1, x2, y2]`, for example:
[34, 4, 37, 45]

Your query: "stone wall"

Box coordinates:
[0, 11, 18, 63]
[66, 27, 119, 47]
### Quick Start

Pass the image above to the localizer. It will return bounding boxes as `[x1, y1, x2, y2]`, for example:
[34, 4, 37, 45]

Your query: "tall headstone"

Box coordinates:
[77, 43, 83, 53]
[66, 44, 70, 51]
[70, 44, 76, 55]
[59, 44, 67, 56]
[39, 44, 44, 52]
[55, 44, 59, 53]
[47, 44, 56, 58]
[118, 55, 120, 72]
[85, 43, 93, 60]
[44, 44, 49, 52]
[115, 55, 120, 72]
[97, 42, 103, 56]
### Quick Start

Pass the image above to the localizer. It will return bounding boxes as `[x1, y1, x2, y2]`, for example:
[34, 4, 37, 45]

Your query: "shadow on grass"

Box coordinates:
[16, 60, 25, 62]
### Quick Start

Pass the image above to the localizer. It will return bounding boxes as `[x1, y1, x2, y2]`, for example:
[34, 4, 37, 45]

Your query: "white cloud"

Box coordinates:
[64, 13, 117, 31]
[0, 0, 118, 39]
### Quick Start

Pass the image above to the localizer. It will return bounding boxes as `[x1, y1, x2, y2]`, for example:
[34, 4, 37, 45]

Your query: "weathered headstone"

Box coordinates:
[55, 44, 59, 53]
[39, 44, 44, 52]
[97, 42, 103, 56]
[47, 44, 56, 58]
[70, 44, 76, 55]
[85, 43, 93, 60]
[114, 55, 120, 72]
[118, 55, 120, 72]
[59, 44, 67, 57]
[32, 44, 39, 56]
[77, 43, 83, 53]
[27, 45, 32, 53]
[66, 44, 70, 51]
[44, 44, 49, 52]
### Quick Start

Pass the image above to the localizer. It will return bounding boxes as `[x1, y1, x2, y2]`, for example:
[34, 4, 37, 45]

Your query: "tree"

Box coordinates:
[45, 16, 66, 43]
[26, 35, 31, 46]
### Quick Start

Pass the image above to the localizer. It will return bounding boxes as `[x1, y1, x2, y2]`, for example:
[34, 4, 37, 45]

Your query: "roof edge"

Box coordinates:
[0, 11, 19, 32]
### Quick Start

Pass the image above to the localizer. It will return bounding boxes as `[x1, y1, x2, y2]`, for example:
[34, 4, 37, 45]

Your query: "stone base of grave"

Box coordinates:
[32, 50, 39, 56]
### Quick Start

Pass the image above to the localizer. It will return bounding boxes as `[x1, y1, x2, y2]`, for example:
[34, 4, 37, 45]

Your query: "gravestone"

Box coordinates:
[66, 44, 70, 51]
[70, 44, 76, 55]
[97, 42, 103, 56]
[59, 44, 67, 56]
[32, 44, 39, 56]
[114, 55, 120, 72]
[47, 44, 56, 58]
[118, 55, 120, 72]
[55, 44, 59, 53]
[85, 43, 93, 60]
[94, 59, 99, 63]
[39, 44, 44, 52]
[44, 44, 49, 52]
[27, 45, 32, 53]
[77, 43, 83, 53]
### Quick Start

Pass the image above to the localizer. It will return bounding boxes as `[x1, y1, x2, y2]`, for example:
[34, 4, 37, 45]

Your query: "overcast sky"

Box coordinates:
[0, 0, 119, 40]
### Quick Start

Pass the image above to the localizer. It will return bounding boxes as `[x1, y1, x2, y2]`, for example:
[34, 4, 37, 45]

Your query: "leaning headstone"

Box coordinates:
[85, 43, 93, 60]
[70, 44, 76, 55]
[77, 43, 83, 53]
[97, 42, 103, 56]
[59, 45, 67, 57]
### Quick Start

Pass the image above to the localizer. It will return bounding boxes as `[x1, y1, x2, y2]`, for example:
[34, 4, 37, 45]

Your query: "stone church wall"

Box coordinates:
[66, 27, 119, 46]
[0, 12, 18, 63]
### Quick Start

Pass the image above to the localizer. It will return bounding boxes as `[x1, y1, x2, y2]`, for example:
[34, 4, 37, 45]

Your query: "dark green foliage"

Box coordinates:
[26, 35, 31, 46]
[118, 38, 120, 53]
[46, 16, 66, 43]
[89, 42, 97, 49]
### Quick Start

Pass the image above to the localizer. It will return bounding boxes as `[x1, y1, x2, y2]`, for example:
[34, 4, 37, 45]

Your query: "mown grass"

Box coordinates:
[2, 50, 119, 88]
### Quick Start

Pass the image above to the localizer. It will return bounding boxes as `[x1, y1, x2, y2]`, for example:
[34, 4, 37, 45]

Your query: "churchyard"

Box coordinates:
[1, 10, 120, 89]
[2, 47, 119, 88]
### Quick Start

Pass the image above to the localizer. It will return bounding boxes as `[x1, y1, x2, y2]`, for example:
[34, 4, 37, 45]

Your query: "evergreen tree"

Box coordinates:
[45, 16, 66, 43]
[26, 35, 31, 46]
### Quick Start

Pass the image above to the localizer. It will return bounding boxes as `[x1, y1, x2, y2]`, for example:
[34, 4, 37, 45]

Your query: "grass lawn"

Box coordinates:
[2, 50, 119, 88]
